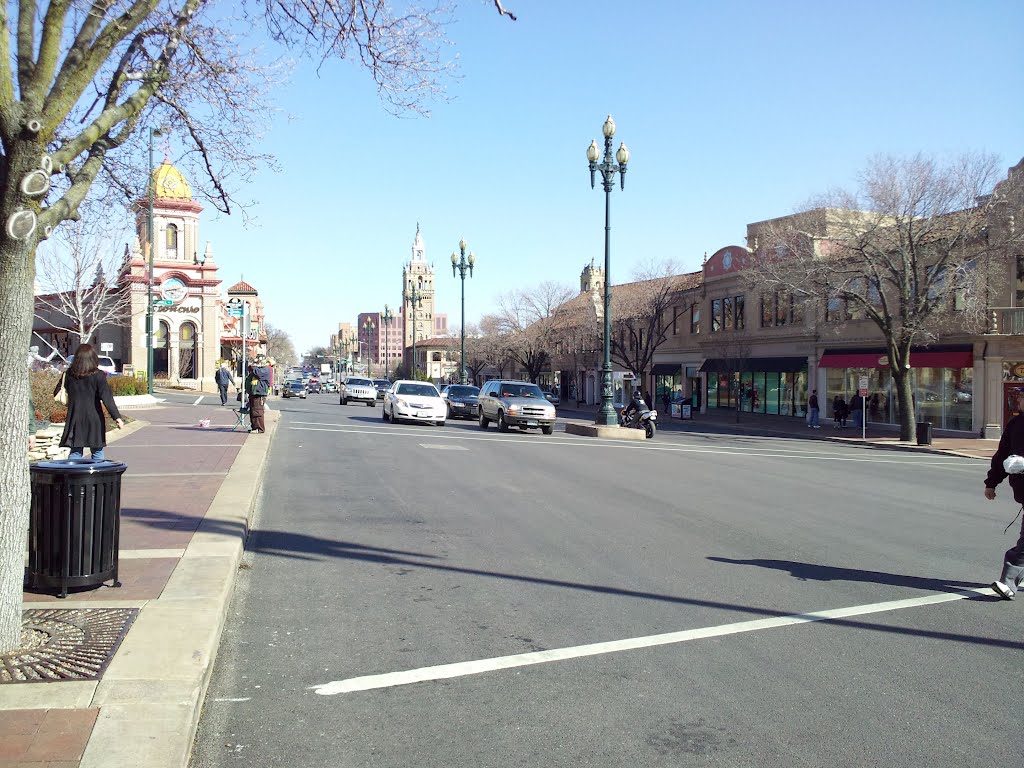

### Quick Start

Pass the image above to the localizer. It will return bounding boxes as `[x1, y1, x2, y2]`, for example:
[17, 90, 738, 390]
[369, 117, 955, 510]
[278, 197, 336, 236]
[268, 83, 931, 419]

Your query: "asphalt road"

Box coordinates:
[190, 393, 1022, 768]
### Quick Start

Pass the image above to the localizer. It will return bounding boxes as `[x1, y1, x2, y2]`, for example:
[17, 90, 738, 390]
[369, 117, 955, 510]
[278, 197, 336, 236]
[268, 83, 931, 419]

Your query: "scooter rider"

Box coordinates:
[621, 389, 648, 426]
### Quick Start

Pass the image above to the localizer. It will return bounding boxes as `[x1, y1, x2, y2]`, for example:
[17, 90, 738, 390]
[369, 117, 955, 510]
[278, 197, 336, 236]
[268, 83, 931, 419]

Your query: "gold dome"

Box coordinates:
[151, 160, 192, 200]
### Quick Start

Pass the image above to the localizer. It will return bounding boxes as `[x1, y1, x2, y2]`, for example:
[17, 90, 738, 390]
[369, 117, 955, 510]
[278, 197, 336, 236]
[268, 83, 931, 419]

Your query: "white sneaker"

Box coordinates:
[992, 581, 1015, 600]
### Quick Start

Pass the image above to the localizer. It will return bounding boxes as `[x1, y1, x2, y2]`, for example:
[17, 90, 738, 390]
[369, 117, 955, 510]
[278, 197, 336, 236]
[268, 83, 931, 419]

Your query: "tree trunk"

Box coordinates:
[0, 153, 38, 650]
[892, 362, 915, 442]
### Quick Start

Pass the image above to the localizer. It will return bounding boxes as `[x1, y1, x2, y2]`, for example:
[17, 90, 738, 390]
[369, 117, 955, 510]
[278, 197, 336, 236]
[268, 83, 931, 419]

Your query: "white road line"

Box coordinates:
[311, 587, 991, 696]
[288, 424, 979, 467]
[213, 697, 251, 702]
[192, 396, 204, 406]
[419, 443, 469, 450]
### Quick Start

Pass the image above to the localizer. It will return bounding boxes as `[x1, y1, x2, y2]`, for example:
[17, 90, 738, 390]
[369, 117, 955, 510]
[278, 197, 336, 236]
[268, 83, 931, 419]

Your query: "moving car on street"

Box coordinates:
[440, 384, 480, 420]
[281, 380, 307, 399]
[340, 377, 377, 406]
[373, 379, 391, 400]
[382, 380, 446, 426]
[478, 379, 556, 434]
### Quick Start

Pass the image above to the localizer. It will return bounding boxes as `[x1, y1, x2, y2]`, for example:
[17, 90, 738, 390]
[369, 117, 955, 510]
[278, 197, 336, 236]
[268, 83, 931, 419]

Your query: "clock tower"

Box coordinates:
[121, 158, 221, 385]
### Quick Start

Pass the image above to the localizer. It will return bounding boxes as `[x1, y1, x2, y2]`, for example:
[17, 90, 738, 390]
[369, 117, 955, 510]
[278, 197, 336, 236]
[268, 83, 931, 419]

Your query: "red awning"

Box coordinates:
[818, 350, 973, 369]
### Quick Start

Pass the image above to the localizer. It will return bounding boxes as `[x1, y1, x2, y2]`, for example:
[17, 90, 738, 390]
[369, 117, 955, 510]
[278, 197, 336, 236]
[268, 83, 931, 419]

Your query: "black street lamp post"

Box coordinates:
[407, 278, 425, 379]
[363, 318, 375, 376]
[382, 305, 394, 379]
[586, 114, 630, 426]
[451, 239, 475, 385]
[145, 126, 166, 395]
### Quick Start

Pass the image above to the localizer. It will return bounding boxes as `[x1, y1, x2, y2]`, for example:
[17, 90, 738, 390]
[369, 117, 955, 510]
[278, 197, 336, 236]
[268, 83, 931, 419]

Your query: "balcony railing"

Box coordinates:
[989, 307, 1024, 335]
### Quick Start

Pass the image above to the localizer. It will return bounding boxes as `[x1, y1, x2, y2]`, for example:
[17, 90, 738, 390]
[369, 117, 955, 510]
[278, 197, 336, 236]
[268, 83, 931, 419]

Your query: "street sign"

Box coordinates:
[152, 299, 173, 306]
[858, 376, 869, 396]
[228, 307, 244, 317]
[227, 297, 243, 306]
[100, 342, 113, 352]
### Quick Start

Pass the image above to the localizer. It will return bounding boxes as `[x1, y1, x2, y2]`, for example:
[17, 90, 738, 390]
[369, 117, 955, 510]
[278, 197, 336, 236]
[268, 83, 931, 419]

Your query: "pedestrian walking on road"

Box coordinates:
[214, 362, 236, 405]
[55, 343, 123, 459]
[984, 399, 1024, 599]
[807, 389, 820, 428]
[245, 357, 272, 433]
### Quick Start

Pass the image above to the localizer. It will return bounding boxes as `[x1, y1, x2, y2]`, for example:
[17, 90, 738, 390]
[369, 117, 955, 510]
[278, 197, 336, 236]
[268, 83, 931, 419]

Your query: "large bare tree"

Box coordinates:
[609, 262, 694, 390]
[0, 0, 514, 651]
[263, 322, 296, 369]
[746, 152, 1015, 441]
[496, 281, 574, 383]
[34, 218, 132, 348]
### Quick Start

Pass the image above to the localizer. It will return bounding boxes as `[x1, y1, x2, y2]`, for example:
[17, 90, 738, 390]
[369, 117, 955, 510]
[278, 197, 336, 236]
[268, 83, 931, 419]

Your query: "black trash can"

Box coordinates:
[916, 421, 933, 446]
[28, 459, 128, 598]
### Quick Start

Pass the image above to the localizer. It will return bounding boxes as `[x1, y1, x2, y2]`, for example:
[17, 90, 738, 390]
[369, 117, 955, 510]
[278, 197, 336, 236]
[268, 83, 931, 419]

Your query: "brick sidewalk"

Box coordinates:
[1, 401, 273, 768]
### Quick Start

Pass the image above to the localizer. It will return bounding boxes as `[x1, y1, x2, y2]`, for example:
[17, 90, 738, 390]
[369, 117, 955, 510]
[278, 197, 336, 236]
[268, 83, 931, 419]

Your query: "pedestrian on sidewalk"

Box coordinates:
[850, 392, 864, 430]
[55, 343, 123, 459]
[215, 361, 236, 405]
[983, 398, 1024, 599]
[245, 356, 272, 433]
[807, 389, 820, 428]
[662, 390, 670, 415]
[832, 394, 848, 428]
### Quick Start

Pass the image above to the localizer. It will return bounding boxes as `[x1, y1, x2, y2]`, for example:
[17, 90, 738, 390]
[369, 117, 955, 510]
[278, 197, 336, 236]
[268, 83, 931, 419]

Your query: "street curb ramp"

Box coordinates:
[78, 409, 279, 768]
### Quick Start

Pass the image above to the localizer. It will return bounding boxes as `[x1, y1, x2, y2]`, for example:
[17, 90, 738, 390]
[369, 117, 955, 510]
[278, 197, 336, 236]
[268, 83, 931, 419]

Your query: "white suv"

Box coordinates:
[340, 377, 377, 406]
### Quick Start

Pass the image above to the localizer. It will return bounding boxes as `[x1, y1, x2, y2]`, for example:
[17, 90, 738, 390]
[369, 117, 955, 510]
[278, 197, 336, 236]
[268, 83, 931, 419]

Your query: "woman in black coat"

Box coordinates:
[55, 343, 124, 459]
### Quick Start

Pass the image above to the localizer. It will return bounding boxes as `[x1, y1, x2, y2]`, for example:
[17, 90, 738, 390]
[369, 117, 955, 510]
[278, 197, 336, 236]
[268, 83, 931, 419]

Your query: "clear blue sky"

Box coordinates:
[193, 0, 1023, 355]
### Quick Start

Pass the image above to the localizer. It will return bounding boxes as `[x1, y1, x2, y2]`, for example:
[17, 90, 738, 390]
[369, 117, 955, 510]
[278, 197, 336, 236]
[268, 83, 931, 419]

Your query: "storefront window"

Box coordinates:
[765, 372, 781, 414]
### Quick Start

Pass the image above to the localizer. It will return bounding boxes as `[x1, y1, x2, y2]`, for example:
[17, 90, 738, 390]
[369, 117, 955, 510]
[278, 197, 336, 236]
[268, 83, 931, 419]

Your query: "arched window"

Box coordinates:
[178, 321, 197, 379]
[153, 320, 171, 377]
[166, 223, 178, 259]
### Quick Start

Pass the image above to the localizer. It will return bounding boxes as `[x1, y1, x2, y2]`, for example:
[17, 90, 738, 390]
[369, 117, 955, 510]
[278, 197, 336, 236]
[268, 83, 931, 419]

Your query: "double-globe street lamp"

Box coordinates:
[586, 115, 630, 426]
[382, 305, 394, 379]
[145, 125, 166, 395]
[407, 277, 425, 379]
[451, 239, 475, 385]
[362, 318, 375, 377]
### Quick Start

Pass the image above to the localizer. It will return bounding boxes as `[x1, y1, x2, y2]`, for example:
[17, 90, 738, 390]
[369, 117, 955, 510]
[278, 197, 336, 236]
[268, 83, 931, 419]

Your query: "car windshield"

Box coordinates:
[447, 386, 479, 398]
[374, 380, 391, 388]
[347, 379, 372, 387]
[288, 382, 304, 389]
[396, 383, 439, 397]
[498, 383, 545, 399]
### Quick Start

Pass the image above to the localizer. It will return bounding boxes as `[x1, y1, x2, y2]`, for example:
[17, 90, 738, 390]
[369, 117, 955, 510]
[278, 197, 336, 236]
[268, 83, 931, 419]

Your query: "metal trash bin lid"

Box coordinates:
[31, 458, 128, 474]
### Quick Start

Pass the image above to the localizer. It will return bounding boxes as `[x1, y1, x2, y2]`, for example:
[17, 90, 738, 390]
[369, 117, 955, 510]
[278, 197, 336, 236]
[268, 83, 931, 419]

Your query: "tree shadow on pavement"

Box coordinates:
[707, 556, 979, 592]
[130, 511, 1021, 652]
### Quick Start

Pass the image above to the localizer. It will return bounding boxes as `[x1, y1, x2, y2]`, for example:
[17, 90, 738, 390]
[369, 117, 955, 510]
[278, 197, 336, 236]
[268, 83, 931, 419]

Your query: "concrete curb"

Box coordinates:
[557, 408, 989, 460]
[76, 408, 279, 768]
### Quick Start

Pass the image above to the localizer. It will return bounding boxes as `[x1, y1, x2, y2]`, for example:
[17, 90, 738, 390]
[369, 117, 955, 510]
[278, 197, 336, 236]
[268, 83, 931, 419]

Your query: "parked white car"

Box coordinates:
[340, 377, 377, 406]
[382, 380, 447, 426]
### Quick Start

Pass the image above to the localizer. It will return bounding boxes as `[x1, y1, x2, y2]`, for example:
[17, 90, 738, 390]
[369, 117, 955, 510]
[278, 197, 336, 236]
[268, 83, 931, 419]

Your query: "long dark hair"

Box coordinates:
[68, 343, 99, 378]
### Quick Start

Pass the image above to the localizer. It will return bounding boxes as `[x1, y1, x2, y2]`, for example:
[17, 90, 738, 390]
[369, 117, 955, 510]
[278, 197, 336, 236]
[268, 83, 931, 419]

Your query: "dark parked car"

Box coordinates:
[307, 378, 322, 394]
[281, 381, 307, 399]
[373, 379, 391, 400]
[440, 384, 480, 419]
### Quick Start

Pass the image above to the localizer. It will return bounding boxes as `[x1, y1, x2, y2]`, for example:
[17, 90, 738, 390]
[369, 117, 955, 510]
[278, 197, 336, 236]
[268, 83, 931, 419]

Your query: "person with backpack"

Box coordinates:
[245, 357, 272, 433]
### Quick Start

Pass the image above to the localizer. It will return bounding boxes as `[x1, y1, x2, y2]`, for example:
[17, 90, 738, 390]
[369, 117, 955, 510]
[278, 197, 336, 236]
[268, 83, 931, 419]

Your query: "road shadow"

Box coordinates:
[707, 556, 978, 592]
[127, 511, 1019, 652]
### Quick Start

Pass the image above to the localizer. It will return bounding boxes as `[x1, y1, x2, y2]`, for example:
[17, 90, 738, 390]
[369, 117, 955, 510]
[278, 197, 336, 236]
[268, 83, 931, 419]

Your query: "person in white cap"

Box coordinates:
[983, 398, 1024, 599]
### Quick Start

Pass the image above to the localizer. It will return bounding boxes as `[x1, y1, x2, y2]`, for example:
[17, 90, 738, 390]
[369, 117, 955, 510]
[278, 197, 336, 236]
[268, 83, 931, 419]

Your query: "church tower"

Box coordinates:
[401, 223, 435, 349]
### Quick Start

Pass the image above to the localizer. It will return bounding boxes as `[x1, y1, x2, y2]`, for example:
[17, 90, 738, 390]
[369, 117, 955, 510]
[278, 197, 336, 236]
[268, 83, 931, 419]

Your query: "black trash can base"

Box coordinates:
[916, 421, 933, 446]
[28, 458, 128, 598]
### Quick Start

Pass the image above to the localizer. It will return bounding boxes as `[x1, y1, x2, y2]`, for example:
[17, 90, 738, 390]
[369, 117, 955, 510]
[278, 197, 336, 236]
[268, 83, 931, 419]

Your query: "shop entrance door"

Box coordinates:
[1003, 383, 1024, 426]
